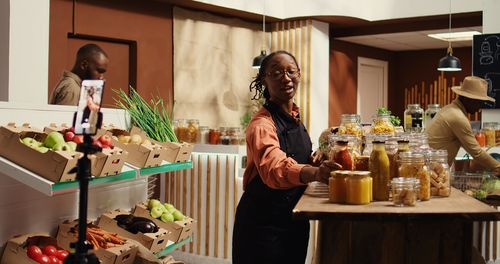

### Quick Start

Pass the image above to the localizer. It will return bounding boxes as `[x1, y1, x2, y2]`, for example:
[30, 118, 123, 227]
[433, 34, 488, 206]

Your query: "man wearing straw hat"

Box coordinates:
[426, 76, 499, 175]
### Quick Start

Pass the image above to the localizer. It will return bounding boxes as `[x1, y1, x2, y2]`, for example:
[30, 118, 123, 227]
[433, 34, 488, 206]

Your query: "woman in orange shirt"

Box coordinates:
[232, 51, 340, 264]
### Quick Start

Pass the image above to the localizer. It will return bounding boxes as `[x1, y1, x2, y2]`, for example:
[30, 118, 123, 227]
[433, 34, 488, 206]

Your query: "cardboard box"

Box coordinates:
[133, 203, 195, 243]
[56, 220, 138, 264]
[1, 233, 63, 264]
[0, 123, 81, 182]
[103, 126, 165, 168]
[90, 146, 128, 177]
[160, 141, 193, 163]
[97, 209, 170, 254]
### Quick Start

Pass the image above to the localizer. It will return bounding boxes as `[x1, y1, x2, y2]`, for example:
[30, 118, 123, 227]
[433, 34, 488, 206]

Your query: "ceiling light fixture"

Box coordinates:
[437, 0, 462, 71]
[428, 31, 482, 42]
[252, 4, 267, 69]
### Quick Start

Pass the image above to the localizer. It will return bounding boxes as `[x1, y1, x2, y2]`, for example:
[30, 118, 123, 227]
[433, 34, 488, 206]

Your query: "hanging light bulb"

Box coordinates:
[437, 0, 462, 71]
[252, 4, 267, 69]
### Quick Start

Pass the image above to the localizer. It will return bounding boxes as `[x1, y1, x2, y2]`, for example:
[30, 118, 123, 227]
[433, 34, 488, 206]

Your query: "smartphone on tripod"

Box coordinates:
[73, 80, 105, 135]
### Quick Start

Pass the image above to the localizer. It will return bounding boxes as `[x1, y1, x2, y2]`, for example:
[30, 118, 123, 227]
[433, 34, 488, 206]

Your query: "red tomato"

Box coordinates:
[64, 131, 75, 142]
[69, 127, 75, 133]
[42, 245, 58, 256]
[73, 135, 84, 144]
[55, 249, 69, 261]
[48, 255, 60, 264]
[98, 135, 113, 147]
[27, 245, 43, 260]
[34, 254, 50, 264]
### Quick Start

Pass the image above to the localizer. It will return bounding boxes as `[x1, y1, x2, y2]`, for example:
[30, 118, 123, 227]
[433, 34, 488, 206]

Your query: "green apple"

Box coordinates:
[148, 199, 162, 210]
[172, 210, 185, 221]
[164, 203, 176, 213]
[67, 141, 77, 152]
[52, 142, 71, 151]
[22, 137, 42, 147]
[150, 206, 164, 219]
[36, 146, 49, 153]
[160, 212, 174, 223]
[44, 131, 65, 148]
[25, 141, 40, 150]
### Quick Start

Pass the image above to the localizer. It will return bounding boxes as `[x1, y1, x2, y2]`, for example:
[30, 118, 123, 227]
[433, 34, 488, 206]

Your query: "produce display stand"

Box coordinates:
[0, 155, 191, 196]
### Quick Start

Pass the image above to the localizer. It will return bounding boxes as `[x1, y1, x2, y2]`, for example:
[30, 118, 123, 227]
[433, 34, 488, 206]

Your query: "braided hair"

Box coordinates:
[249, 50, 300, 101]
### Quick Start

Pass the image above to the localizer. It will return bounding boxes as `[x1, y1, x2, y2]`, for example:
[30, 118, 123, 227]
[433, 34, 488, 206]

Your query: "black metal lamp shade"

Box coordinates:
[252, 50, 267, 69]
[437, 48, 462, 71]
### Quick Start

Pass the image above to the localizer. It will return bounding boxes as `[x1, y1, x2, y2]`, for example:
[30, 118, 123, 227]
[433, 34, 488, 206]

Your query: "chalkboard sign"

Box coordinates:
[473, 33, 500, 108]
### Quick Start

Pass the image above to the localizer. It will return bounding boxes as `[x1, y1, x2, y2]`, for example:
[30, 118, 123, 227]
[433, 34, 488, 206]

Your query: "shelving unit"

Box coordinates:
[0, 155, 192, 196]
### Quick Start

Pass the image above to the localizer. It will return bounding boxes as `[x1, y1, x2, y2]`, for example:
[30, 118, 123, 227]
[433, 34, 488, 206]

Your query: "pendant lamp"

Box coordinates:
[437, 0, 462, 71]
[252, 5, 267, 69]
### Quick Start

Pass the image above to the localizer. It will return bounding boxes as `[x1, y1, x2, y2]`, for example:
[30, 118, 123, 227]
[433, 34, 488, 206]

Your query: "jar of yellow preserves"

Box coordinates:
[346, 171, 372, 205]
[398, 152, 430, 201]
[483, 122, 498, 147]
[329, 170, 349, 203]
[370, 141, 390, 201]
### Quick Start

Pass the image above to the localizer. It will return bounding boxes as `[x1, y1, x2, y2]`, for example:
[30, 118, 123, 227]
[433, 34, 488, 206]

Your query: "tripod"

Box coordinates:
[64, 113, 102, 264]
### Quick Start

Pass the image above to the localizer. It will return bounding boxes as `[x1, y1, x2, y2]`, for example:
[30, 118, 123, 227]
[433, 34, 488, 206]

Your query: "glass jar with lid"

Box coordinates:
[370, 113, 395, 135]
[186, 119, 199, 143]
[483, 122, 498, 147]
[199, 126, 209, 144]
[385, 138, 399, 179]
[369, 141, 390, 201]
[338, 114, 363, 138]
[346, 171, 372, 205]
[175, 119, 188, 142]
[424, 104, 440, 129]
[228, 127, 242, 145]
[404, 104, 424, 133]
[391, 177, 418, 206]
[332, 140, 354, 170]
[208, 128, 221, 144]
[398, 151, 430, 201]
[428, 150, 451, 197]
[219, 127, 230, 145]
[329, 170, 349, 203]
[475, 129, 486, 147]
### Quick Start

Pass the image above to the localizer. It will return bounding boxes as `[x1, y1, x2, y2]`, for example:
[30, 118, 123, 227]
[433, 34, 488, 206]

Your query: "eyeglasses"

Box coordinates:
[266, 68, 300, 81]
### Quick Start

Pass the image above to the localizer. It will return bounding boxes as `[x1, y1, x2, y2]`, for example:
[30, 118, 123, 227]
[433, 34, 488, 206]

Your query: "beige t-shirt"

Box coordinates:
[49, 71, 82, 105]
[426, 98, 499, 170]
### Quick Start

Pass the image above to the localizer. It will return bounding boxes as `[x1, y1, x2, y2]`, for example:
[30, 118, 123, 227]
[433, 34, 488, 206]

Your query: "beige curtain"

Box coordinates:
[173, 7, 263, 129]
[271, 19, 313, 131]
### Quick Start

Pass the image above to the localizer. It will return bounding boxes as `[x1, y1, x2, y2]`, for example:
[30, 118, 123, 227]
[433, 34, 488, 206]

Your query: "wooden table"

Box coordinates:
[293, 188, 500, 264]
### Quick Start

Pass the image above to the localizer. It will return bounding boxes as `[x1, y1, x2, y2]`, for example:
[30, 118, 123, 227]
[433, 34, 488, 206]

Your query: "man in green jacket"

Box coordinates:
[426, 76, 499, 176]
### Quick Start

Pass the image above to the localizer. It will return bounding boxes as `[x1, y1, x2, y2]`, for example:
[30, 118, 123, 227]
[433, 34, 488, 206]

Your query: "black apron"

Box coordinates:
[233, 102, 313, 264]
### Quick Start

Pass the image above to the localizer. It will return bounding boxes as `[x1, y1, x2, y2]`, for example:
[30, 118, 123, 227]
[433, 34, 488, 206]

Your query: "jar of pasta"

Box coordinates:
[483, 122, 498, 147]
[404, 104, 424, 133]
[175, 119, 188, 142]
[370, 140, 390, 201]
[391, 177, 418, 206]
[428, 150, 451, 197]
[338, 114, 363, 138]
[370, 113, 395, 135]
[186, 119, 199, 143]
[329, 170, 349, 203]
[346, 171, 372, 205]
[398, 152, 430, 201]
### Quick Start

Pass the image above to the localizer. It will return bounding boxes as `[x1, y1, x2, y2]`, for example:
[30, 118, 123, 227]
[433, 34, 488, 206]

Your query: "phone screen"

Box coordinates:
[73, 80, 104, 135]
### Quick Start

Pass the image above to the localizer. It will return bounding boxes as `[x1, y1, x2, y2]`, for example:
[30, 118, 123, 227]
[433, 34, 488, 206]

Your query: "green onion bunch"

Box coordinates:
[114, 87, 178, 143]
